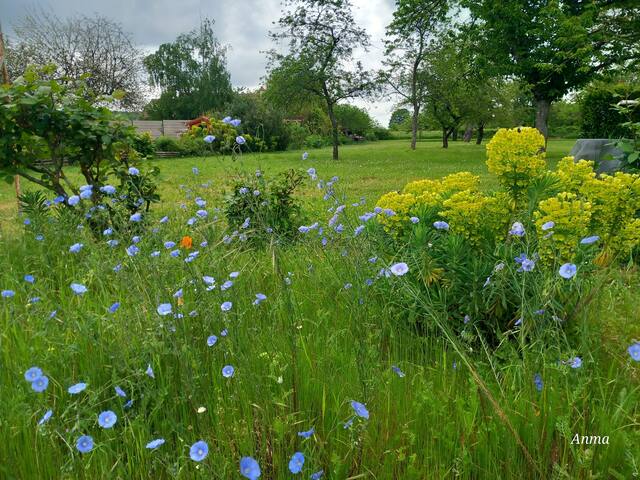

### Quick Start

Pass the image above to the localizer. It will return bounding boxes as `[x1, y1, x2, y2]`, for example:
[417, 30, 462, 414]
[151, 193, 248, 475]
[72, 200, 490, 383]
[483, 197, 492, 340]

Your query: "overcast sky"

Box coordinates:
[1, 0, 397, 124]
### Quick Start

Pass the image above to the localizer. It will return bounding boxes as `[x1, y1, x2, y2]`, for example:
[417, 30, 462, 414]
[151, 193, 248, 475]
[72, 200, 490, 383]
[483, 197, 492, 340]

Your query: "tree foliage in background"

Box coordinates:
[382, 0, 448, 149]
[580, 81, 640, 139]
[226, 91, 291, 151]
[334, 104, 374, 137]
[420, 31, 491, 148]
[465, 0, 640, 142]
[268, 0, 377, 160]
[388, 108, 411, 130]
[144, 19, 233, 120]
[548, 100, 581, 138]
[8, 9, 144, 109]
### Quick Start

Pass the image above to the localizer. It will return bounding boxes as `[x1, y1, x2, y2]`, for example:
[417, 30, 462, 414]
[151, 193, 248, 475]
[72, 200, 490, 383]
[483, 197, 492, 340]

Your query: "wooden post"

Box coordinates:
[0, 24, 21, 208]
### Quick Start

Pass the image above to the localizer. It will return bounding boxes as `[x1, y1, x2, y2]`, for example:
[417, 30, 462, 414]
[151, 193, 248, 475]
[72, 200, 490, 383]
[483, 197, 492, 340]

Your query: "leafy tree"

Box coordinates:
[334, 104, 373, 136]
[0, 66, 157, 230]
[268, 0, 377, 160]
[465, 0, 640, 142]
[388, 108, 411, 130]
[8, 9, 144, 109]
[144, 19, 233, 119]
[420, 33, 479, 148]
[382, 0, 448, 149]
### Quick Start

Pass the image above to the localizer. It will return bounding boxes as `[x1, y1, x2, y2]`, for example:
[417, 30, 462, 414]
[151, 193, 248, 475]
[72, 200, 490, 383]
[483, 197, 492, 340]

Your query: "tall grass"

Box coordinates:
[1, 146, 639, 479]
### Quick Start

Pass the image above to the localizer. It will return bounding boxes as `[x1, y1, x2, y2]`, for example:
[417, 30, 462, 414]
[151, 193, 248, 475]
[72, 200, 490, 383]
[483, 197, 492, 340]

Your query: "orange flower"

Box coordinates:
[180, 235, 193, 249]
[177, 297, 184, 306]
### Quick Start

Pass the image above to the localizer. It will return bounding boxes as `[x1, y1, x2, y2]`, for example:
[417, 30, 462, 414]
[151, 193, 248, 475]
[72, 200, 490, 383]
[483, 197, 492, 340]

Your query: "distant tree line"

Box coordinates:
[4, 1, 639, 156]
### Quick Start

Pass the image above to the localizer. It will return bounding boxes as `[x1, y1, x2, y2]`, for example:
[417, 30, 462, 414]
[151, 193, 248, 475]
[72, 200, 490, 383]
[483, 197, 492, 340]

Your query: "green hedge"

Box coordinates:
[580, 83, 640, 138]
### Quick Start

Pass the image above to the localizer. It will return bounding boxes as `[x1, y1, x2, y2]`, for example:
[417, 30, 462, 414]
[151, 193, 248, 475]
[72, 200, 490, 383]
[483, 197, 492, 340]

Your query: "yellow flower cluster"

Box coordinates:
[486, 127, 546, 196]
[441, 172, 480, 192]
[403, 178, 442, 197]
[555, 156, 596, 193]
[440, 190, 511, 245]
[581, 172, 640, 241]
[440, 190, 488, 245]
[553, 158, 640, 255]
[376, 129, 640, 261]
[618, 219, 640, 255]
[375, 191, 416, 234]
[402, 172, 481, 209]
[534, 192, 592, 262]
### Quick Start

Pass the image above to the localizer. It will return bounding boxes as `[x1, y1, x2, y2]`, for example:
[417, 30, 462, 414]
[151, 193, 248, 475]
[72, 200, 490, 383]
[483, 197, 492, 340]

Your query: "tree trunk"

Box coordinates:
[463, 125, 473, 142]
[410, 103, 420, 150]
[442, 127, 453, 148]
[476, 123, 485, 145]
[535, 97, 551, 147]
[327, 101, 339, 160]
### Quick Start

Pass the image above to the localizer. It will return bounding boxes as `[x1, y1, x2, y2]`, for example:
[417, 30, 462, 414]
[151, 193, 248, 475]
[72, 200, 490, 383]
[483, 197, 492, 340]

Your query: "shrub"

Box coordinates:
[132, 132, 155, 157]
[334, 104, 373, 136]
[534, 192, 592, 263]
[365, 132, 378, 141]
[177, 135, 208, 156]
[181, 119, 264, 154]
[285, 122, 310, 150]
[223, 169, 307, 244]
[372, 126, 392, 140]
[305, 134, 330, 149]
[226, 91, 291, 151]
[154, 136, 181, 153]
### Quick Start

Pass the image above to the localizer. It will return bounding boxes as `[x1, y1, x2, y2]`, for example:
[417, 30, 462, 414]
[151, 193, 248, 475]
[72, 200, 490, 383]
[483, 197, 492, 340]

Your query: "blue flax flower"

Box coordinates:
[157, 303, 172, 316]
[68, 382, 87, 394]
[32, 376, 49, 392]
[351, 400, 369, 419]
[559, 263, 577, 279]
[146, 438, 165, 449]
[433, 221, 449, 230]
[189, 440, 209, 461]
[389, 262, 409, 276]
[628, 342, 640, 361]
[76, 435, 94, 453]
[297, 427, 314, 438]
[25, 367, 43, 382]
[240, 456, 261, 479]
[289, 452, 305, 474]
[70, 283, 88, 295]
[580, 235, 600, 245]
[38, 409, 53, 425]
[98, 410, 117, 428]
[534, 373, 543, 392]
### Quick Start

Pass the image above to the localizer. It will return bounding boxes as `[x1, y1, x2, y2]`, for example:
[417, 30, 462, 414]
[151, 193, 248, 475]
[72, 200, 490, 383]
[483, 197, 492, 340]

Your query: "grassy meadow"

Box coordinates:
[1, 138, 640, 479]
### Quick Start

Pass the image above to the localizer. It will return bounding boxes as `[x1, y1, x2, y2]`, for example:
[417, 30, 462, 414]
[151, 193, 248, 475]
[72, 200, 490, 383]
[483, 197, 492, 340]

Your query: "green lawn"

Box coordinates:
[0, 138, 577, 227]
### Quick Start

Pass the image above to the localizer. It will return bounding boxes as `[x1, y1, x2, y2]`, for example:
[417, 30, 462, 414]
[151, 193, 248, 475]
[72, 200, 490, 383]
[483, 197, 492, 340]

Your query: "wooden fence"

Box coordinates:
[130, 120, 189, 138]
